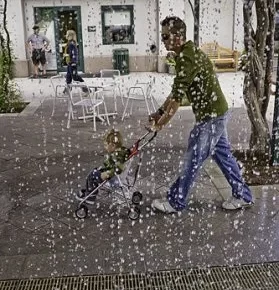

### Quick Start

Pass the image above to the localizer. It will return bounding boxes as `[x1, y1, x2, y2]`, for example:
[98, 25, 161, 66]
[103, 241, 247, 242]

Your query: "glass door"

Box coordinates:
[34, 6, 84, 72]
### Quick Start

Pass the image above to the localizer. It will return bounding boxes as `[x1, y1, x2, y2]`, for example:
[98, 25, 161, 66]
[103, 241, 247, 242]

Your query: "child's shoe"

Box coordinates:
[75, 189, 96, 205]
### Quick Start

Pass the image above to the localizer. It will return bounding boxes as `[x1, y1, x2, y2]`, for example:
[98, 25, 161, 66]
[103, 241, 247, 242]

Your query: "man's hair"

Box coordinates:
[161, 16, 186, 38]
[104, 129, 123, 148]
[32, 24, 40, 30]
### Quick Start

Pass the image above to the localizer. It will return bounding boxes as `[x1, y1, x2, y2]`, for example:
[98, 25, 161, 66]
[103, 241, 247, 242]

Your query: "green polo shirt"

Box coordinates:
[171, 41, 228, 121]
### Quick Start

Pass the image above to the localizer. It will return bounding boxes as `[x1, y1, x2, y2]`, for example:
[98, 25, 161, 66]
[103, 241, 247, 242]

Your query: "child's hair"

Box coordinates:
[104, 129, 123, 148]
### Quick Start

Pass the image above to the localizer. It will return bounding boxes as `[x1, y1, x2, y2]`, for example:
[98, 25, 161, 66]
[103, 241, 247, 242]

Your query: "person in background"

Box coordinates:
[26, 24, 50, 78]
[64, 29, 89, 93]
[149, 16, 254, 214]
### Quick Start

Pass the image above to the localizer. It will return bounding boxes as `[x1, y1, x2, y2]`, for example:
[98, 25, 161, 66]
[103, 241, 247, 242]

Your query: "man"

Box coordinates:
[149, 16, 254, 213]
[26, 24, 50, 78]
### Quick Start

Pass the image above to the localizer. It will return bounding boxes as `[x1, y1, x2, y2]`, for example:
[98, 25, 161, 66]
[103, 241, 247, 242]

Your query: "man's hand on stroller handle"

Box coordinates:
[148, 99, 180, 131]
[147, 110, 164, 131]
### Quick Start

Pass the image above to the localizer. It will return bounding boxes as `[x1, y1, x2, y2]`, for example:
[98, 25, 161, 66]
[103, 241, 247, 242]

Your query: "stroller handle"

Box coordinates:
[131, 128, 157, 154]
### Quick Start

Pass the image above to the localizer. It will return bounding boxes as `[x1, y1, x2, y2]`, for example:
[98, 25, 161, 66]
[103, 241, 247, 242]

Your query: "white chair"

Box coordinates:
[121, 77, 158, 120]
[67, 84, 110, 131]
[50, 73, 84, 117]
[50, 73, 68, 116]
[100, 69, 123, 113]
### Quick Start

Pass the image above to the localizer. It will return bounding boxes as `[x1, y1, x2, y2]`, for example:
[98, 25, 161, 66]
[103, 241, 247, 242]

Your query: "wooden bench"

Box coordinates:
[200, 42, 239, 72]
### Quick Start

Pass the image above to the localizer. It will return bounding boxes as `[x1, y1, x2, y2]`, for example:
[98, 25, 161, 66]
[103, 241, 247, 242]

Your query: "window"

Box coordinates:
[101, 5, 134, 45]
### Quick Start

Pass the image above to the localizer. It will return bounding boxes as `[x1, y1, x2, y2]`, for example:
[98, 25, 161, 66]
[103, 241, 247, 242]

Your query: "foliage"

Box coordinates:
[238, 50, 248, 71]
[0, 0, 22, 113]
[165, 51, 176, 67]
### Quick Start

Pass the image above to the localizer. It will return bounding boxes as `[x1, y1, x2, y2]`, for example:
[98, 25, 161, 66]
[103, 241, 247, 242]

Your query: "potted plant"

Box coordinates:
[165, 51, 176, 74]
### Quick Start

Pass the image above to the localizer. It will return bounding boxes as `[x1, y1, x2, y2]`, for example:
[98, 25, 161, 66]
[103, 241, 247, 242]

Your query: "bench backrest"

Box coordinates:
[200, 42, 219, 59]
[200, 42, 236, 59]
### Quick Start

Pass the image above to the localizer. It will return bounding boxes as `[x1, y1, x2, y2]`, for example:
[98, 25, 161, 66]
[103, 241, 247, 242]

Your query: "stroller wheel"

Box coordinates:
[128, 206, 140, 220]
[132, 191, 143, 204]
[75, 204, 88, 219]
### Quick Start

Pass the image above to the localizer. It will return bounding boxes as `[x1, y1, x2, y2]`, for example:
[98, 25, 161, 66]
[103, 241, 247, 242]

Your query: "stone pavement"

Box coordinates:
[0, 72, 278, 280]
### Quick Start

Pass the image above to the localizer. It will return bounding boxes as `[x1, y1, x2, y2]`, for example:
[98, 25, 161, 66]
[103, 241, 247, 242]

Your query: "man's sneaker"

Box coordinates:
[222, 196, 254, 210]
[151, 198, 178, 214]
[75, 189, 96, 205]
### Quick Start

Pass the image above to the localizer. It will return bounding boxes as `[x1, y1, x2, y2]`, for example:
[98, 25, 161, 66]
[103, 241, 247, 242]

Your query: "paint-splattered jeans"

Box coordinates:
[167, 112, 253, 211]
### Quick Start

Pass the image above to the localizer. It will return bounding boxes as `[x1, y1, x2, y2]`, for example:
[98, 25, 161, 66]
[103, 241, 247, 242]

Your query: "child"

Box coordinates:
[76, 129, 130, 204]
[64, 29, 88, 92]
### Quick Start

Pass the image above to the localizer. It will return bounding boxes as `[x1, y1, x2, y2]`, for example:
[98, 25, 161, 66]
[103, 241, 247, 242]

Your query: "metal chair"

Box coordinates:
[100, 69, 123, 112]
[50, 73, 68, 116]
[121, 77, 157, 120]
[50, 73, 84, 117]
[67, 84, 110, 131]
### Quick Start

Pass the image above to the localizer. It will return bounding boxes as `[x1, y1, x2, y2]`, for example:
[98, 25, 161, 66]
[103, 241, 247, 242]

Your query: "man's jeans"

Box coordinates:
[167, 112, 253, 211]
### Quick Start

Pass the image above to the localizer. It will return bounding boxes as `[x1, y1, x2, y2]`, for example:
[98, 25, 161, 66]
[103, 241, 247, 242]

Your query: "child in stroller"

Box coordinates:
[74, 128, 157, 220]
[75, 129, 130, 204]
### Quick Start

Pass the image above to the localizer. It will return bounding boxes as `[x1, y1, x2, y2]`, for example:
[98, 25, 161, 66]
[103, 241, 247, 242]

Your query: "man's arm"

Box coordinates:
[43, 35, 50, 46]
[26, 35, 33, 50]
[149, 93, 180, 131]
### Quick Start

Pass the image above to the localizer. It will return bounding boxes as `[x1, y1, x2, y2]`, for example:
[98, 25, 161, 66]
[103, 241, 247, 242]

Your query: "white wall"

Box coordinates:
[8, 0, 246, 74]
[184, 0, 194, 42]
[6, 0, 26, 60]
[199, 0, 234, 48]
[233, 0, 244, 51]
[23, 0, 157, 58]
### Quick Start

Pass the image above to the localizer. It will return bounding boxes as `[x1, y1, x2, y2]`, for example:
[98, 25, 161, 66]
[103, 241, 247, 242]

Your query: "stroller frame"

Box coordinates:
[75, 130, 157, 220]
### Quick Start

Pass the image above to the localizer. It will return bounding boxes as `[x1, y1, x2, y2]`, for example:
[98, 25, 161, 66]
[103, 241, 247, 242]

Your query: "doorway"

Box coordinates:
[34, 6, 84, 72]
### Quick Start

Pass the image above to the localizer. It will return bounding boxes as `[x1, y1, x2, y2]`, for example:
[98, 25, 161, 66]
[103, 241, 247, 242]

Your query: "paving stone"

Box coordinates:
[221, 238, 269, 265]
[0, 223, 50, 256]
[8, 205, 51, 232]
[64, 250, 106, 276]
[0, 255, 26, 280]
[203, 160, 224, 177]
[33, 220, 88, 253]
[211, 177, 230, 189]
[0, 193, 13, 221]
[217, 188, 233, 200]
[0, 74, 277, 280]
[22, 253, 67, 278]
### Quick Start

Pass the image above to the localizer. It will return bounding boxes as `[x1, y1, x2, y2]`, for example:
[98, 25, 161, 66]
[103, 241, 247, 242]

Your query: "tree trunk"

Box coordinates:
[243, 0, 272, 155]
[3, 0, 12, 77]
[263, 0, 275, 117]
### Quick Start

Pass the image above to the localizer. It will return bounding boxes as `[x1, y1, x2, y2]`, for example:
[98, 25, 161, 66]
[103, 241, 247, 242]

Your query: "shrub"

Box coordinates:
[0, 48, 23, 113]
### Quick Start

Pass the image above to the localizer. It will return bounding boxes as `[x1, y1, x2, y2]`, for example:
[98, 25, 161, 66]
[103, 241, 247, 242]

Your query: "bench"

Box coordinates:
[200, 42, 239, 72]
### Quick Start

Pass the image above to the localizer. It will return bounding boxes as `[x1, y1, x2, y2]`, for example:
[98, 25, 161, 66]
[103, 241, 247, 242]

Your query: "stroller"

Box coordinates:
[75, 130, 157, 220]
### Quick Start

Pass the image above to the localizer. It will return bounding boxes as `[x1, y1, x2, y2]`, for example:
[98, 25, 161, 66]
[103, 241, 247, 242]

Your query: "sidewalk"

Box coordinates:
[0, 72, 278, 280]
[14, 71, 276, 122]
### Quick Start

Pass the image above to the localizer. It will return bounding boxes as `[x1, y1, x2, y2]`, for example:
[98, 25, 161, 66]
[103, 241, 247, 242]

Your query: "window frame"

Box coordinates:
[101, 5, 134, 45]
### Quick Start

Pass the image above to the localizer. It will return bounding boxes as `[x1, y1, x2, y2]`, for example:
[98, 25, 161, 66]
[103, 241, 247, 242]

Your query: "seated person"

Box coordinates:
[75, 129, 130, 204]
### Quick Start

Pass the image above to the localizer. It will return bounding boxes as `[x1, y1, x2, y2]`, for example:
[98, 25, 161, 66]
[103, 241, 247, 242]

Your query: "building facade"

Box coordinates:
[6, 0, 245, 77]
